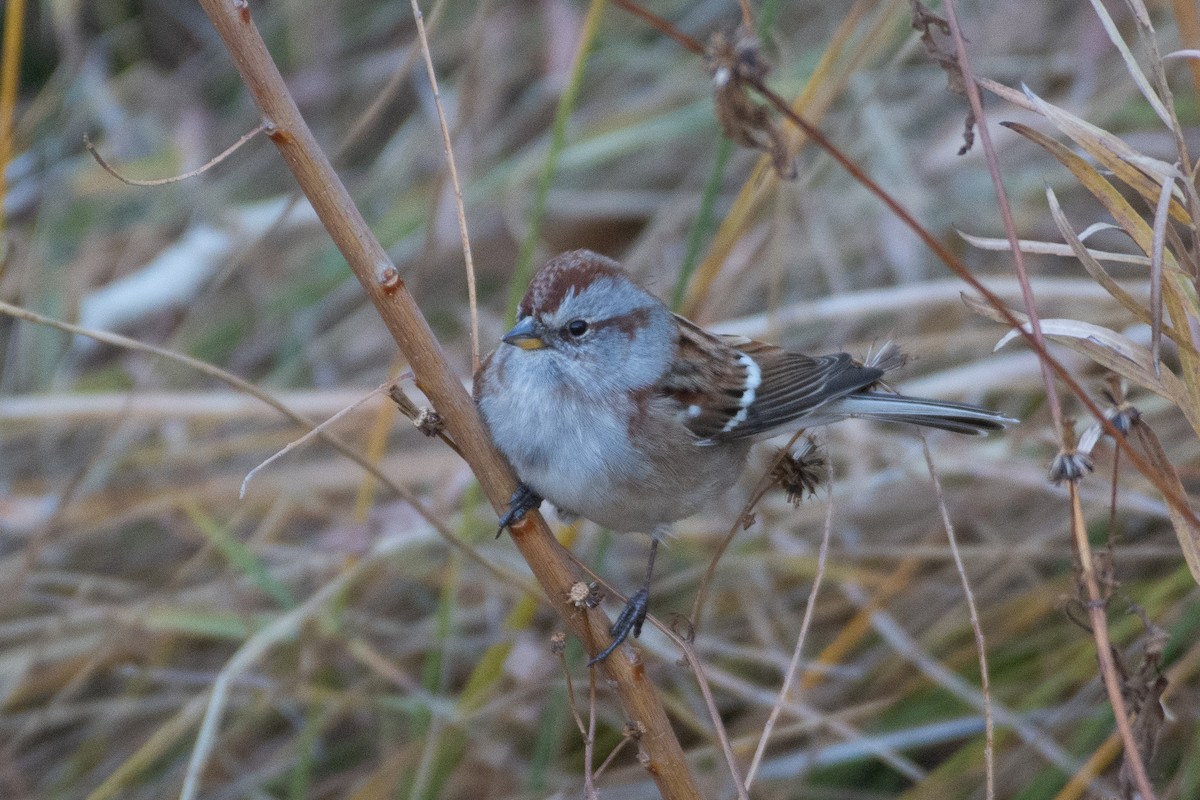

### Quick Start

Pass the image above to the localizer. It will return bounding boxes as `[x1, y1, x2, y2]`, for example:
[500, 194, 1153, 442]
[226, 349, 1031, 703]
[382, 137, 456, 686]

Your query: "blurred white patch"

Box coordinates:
[75, 197, 319, 349]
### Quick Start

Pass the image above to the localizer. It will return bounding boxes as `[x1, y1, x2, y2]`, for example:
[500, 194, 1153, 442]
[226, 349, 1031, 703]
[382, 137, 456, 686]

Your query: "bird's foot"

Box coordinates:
[588, 587, 649, 665]
[496, 483, 543, 538]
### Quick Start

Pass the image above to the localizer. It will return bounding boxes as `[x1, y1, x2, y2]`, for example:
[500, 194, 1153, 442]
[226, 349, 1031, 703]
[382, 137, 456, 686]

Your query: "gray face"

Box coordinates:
[506, 273, 678, 394]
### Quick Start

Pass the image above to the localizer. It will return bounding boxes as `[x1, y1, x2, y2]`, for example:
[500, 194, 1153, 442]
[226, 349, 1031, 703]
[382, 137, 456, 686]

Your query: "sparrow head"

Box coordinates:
[500, 250, 676, 390]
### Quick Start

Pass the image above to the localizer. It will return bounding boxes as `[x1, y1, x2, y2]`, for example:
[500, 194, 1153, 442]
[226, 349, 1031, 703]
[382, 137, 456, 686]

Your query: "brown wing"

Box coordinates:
[660, 316, 884, 442]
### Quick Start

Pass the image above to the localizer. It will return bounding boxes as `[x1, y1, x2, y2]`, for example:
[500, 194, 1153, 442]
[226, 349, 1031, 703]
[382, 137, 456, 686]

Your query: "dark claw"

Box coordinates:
[496, 483, 543, 538]
[588, 587, 649, 665]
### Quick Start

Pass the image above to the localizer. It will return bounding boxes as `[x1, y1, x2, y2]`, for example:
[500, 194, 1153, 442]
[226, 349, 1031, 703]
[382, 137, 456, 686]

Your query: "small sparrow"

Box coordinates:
[475, 250, 1014, 662]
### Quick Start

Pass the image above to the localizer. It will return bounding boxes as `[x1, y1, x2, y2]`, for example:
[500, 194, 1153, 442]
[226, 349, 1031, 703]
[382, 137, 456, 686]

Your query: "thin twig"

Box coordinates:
[744, 458, 834, 790]
[608, 0, 703, 55]
[241, 381, 393, 498]
[941, 0, 1063, 438]
[921, 436, 995, 800]
[690, 431, 806, 631]
[737, 0, 754, 29]
[594, 728, 634, 780]
[410, 0, 480, 372]
[674, 638, 750, 800]
[1068, 483, 1157, 800]
[585, 668, 598, 799]
[84, 124, 267, 186]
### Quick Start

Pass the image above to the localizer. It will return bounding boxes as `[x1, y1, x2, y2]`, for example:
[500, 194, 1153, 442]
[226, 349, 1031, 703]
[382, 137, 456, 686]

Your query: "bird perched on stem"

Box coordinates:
[475, 250, 1014, 663]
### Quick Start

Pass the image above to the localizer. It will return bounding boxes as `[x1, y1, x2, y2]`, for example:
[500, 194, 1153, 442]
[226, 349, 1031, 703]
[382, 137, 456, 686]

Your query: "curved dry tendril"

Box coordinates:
[83, 123, 268, 186]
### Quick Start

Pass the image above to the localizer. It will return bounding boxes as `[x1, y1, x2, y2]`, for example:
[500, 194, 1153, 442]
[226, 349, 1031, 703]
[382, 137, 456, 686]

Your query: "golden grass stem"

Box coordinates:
[0, 0, 25, 236]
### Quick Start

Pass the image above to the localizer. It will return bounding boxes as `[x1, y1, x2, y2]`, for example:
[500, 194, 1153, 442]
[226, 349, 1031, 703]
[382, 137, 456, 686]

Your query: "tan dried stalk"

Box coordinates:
[195, 1, 699, 797]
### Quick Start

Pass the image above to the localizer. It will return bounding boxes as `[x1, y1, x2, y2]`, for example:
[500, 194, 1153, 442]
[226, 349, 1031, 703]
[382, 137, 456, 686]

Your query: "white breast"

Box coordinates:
[480, 350, 748, 531]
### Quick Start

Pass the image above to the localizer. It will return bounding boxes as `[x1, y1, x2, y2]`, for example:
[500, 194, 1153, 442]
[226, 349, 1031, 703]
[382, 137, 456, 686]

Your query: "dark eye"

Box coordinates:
[566, 319, 589, 337]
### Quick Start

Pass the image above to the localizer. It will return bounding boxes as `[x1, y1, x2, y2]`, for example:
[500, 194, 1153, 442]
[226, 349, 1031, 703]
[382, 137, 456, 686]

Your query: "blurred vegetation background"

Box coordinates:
[2, 0, 1199, 798]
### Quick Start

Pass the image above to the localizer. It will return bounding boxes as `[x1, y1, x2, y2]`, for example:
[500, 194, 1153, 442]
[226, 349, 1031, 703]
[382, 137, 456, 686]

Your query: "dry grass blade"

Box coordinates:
[1150, 170, 1175, 377]
[1018, 85, 1189, 222]
[959, 225, 1150, 267]
[1002, 120, 1200, 407]
[1132, 419, 1200, 585]
[968, 295, 1199, 434]
[1044, 187, 1194, 351]
[1084, 0, 1172, 126]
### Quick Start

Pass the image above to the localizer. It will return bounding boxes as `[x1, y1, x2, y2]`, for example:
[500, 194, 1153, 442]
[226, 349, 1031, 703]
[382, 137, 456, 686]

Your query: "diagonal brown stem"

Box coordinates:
[195, 0, 699, 796]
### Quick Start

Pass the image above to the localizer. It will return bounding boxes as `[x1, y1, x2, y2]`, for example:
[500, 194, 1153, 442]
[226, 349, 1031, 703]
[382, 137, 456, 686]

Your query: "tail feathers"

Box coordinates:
[835, 393, 1016, 436]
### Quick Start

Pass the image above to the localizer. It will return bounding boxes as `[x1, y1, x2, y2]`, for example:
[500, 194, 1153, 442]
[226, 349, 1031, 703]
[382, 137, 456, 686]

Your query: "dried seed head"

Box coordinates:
[567, 581, 603, 609]
[771, 438, 825, 505]
[1048, 449, 1094, 484]
[703, 25, 796, 179]
[550, 631, 567, 654]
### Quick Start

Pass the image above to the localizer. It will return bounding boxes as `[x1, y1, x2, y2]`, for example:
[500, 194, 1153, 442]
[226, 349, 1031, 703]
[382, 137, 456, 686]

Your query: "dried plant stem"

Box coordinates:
[609, 0, 703, 54]
[84, 124, 267, 186]
[921, 438, 994, 800]
[746, 76, 1198, 530]
[194, 1, 699, 797]
[944, 4, 1151, 795]
[1068, 483, 1156, 800]
[690, 431, 806, 630]
[744, 470, 833, 790]
[941, 0, 1064, 439]
[410, 0, 480, 372]
[673, 638, 750, 800]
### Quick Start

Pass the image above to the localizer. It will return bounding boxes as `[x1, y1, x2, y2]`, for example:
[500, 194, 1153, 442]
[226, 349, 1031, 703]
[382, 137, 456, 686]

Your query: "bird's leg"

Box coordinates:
[495, 482, 543, 538]
[589, 537, 660, 665]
